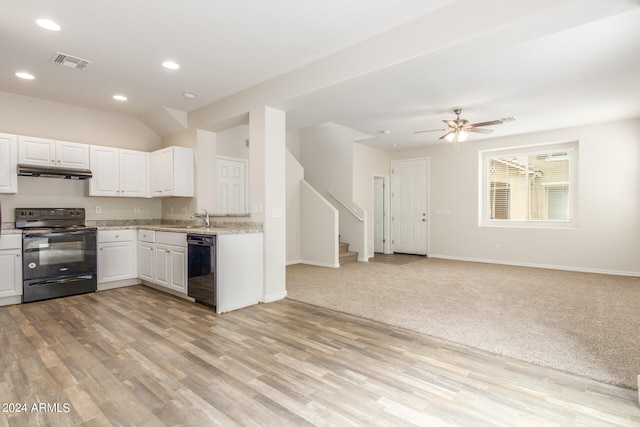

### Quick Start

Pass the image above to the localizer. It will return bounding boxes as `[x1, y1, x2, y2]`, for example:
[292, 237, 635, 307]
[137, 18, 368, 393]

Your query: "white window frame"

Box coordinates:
[479, 141, 578, 228]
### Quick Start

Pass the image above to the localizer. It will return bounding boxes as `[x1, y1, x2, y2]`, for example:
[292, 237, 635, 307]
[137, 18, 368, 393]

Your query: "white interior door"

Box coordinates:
[392, 159, 428, 255]
[216, 157, 247, 213]
[373, 176, 385, 253]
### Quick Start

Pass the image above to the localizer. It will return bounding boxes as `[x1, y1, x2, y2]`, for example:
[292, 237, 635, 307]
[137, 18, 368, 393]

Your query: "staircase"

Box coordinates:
[339, 241, 359, 265]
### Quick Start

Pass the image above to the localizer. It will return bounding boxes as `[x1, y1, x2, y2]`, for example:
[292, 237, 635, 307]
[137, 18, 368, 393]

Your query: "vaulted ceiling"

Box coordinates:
[2, 0, 639, 150]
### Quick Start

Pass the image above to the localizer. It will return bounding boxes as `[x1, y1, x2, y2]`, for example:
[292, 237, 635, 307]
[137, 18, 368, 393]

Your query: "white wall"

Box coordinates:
[0, 91, 162, 223]
[286, 150, 303, 263]
[386, 118, 640, 275]
[251, 106, 287, 303]
[300, 122, 371, 202]
[300, 181, 339, 267]
[217, 125, 250, 159]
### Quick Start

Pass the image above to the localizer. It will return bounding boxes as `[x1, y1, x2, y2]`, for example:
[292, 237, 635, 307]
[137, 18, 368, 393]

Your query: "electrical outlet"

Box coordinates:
[95, 206, 102, 214]
[134, 206, 140, 214]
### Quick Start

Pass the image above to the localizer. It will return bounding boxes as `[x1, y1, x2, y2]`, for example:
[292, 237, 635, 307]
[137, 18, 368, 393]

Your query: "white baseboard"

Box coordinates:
[263, 290, 287, 303]
[0, 295, 21, 307]
[293, 259, 340, 268]
[97, 278, 141, 291]
[429, 254, 640, 277]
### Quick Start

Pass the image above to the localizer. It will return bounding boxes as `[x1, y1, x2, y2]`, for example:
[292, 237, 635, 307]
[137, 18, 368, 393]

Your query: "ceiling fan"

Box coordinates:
[415, 108, 513, 143]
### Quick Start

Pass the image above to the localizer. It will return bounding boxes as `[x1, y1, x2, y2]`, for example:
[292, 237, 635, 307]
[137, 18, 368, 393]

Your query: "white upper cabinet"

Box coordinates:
[0, 133, 18, 193]
[90, 146, 119, 196]
[151, 146, 194, 197]
[120, 149, 149, 197]
[56, 140, 90, 169]
[18, 136, 89, 170]
[17, 136, 54, 166]
[90, 146, 149, 198]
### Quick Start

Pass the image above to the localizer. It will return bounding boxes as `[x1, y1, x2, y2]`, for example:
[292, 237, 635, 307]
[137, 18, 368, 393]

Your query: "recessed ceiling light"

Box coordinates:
[36, 19, 61, 31]
[15, 72, 35, 80]
[162, 61, 180, 70]
[113, 94, 127, 101]
[183, 92, 196, 98]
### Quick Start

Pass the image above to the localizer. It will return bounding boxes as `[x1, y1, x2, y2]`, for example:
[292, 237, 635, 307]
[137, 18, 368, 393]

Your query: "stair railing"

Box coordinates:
[327, 190, 364, 222]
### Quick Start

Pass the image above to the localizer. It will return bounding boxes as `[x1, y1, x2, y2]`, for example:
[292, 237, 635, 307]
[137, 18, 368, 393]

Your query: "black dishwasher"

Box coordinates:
[187, 234, 216, 308]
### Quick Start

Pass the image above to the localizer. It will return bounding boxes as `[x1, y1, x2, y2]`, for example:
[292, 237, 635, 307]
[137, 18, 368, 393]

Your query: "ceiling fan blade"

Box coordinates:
[443, 120, 458, 127]
[468, 119, 503, 127]
[414, 128, 446, 134]
[467, 127, 494, 134]
[439, 130, 454, 140]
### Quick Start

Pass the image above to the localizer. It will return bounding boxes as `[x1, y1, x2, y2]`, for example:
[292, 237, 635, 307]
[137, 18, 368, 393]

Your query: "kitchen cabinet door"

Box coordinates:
[90, 146, 149, 198]
[90, 146, 120, 196]
[152, 244, 186, 293]
[0, 133, 18, 194]
[151, 146, 194, 197]
[98, 241, 136, 283]
[18, 136, 55, 166]
[120, 149, 149, 197]
[98, 230, 137, 283]
[0, 235, 22, 299]
[154, 244, 171, 288]
[18, 137, 89, 170]
[55, 140, 90, 170]
[151, 149, 173, 196]
[138, 241, 155, 282]
[169, 246, 187, 293]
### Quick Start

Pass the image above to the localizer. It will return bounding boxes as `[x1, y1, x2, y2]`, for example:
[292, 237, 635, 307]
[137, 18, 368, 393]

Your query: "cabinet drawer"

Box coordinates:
[0, 234, 22, 250]
[155, 231, 186, 247]
[138, 229, 155, 243]
[99, 229, 135, 243]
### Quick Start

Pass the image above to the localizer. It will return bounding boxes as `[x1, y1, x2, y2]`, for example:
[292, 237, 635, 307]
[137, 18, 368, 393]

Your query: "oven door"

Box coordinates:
[22, 229, 97, 280]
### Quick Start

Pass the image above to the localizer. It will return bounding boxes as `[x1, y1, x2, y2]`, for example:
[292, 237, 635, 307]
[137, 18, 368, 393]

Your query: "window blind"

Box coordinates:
[488, 150, 571, 221]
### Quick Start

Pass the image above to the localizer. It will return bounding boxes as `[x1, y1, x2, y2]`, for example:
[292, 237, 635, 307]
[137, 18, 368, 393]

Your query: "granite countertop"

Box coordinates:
[1, 220, 263, 235]
[0, 228, 23, 235]
[93, 219, 262, 235]
[126, 224, 261, 235]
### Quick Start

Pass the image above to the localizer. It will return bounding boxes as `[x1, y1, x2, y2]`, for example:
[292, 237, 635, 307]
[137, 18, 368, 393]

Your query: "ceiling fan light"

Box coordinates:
[445, 132, 455, 142]
[458, 130, 469, 142]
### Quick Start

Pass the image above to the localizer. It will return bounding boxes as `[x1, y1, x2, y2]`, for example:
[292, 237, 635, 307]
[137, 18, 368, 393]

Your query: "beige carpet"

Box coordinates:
[286, 258, 640, 389]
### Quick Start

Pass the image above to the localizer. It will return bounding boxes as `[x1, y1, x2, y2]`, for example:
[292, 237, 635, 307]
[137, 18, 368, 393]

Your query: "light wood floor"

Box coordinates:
[1, 285, 638, 427]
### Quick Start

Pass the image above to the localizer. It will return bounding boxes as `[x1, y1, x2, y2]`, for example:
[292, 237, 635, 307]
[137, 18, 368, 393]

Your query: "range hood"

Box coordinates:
[18, 164, 92, 180]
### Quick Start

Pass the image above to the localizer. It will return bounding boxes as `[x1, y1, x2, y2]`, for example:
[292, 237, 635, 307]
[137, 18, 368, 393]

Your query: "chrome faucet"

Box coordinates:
[191, 209, 210, 228]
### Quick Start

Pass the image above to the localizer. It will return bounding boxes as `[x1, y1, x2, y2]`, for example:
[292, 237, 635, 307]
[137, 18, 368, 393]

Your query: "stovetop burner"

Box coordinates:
[16, 208, 88, 230]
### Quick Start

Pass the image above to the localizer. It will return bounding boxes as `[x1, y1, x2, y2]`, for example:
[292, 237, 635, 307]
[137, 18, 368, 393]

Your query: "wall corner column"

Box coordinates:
[250, 106, 287, 303]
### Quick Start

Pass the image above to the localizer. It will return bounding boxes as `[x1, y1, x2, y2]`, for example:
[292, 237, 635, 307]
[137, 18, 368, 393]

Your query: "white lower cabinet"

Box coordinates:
[138, 243, 155, 282]
[154, 244, 187, 293]
[0, 234, 23, 303]
[98, 230, 137, 284]
[139, 231, 187, 295]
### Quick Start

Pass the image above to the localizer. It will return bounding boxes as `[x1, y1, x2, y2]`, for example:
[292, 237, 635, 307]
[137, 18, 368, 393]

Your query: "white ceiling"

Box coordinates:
[2, 0, 640, 150]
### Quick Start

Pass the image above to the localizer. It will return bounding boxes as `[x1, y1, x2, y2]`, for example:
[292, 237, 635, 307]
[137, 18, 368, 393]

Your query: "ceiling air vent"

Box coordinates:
[50, 52, 92, 70]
